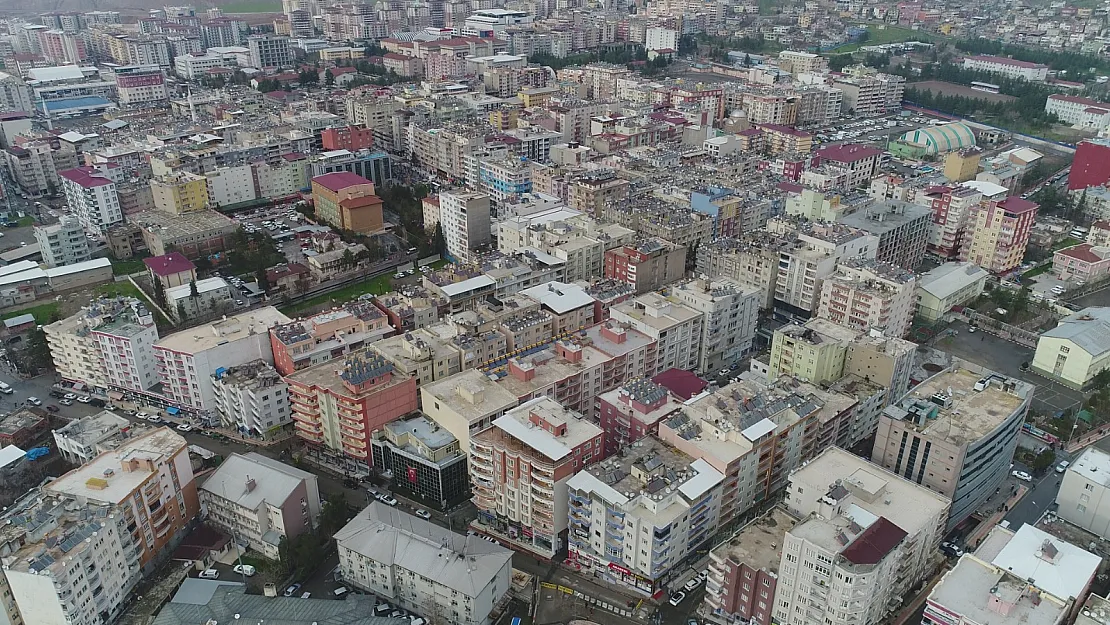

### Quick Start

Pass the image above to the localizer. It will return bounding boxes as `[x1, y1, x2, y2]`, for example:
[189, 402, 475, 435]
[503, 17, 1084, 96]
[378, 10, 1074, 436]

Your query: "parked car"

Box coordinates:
[669, 592, 687, 606]
[177, 424, 192, 432]
[63, 393, 76, 400]
[377, 493, 397, 506]
[283, 584, 302, 597]
[940, 542, 964, 558]
[233, 564, 255, 577]
[1056, 461, 1071, 474]
[414, 509, 432, 519]
[199, 569, 220, 579]
[1011, 470, 1033, 482]
[76, 396, 91, 403]
[59, 399, 73, 406]
[683, 577, 702, 591]
[27, 397, 41, 406]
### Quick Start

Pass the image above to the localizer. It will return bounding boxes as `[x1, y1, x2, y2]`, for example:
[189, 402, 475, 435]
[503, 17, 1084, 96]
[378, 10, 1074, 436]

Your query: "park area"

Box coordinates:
[909, 80, 1017, 103]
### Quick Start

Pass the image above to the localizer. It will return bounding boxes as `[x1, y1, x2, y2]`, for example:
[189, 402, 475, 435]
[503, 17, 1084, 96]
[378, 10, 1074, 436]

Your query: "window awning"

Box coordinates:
[166, 407, 180, 415]
[108, 391, 124, 400]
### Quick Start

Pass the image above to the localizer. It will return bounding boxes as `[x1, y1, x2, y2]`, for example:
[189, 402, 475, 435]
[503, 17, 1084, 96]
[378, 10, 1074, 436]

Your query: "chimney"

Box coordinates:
[245, 476, 256, 492]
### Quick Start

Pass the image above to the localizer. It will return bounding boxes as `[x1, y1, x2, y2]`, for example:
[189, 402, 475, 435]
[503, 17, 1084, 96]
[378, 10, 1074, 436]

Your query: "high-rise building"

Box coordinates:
[872, 362, 1033, 529]
[92, 301, 160, 392]
[610, 292, 702, 374]
[247, 33, 293, 69]
[270, 300, 391, 375]
[596, 378, 684, 456]
[959, 196, 1038, 274]
[439, 190, 492, 262]
[59, 165, 122, 233]
[211, 360, 292, 440]
[310, 171, 384, 235]
[838, 201, 931, 271]
[816, 259, 917, 338]
[604, 239, 687, 294]
[567, 435, 724, 595]
[34, 215, 90, 267]
[0, 71, 33, 113]
[151, 172, 209, 214]
[670, 278, 760, 373]
[111, 65, 167, 105]
[44, 297, 147, 390]
[916, 183, 984, 260]
[470, 396, 604, 558]
[371, 413, 471, 511]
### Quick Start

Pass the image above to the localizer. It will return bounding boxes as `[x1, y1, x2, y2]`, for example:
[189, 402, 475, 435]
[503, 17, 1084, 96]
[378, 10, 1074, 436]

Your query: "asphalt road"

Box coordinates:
[1003, 464, 1065, 531]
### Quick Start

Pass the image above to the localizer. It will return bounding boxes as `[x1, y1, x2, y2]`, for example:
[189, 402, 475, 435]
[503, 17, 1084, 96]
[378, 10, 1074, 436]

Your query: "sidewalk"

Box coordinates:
[890, 565, 947, 625]
[966, 485, 1028, 548]
[1066, 426, 1110, 453]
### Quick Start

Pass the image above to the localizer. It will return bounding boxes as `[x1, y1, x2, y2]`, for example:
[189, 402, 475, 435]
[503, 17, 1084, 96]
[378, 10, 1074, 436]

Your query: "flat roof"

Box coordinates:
[46, 427, 186, 504]
[991, 524, 1101, 601]
[421, 369, 519, 423]
[491, 397, 601, 461]
[46, 257, 111, 277]
[1070, 447, 1110, 489]
[710, 507, 795, 573]
[887, 367, 1029, 446]
[154, 307, 290, 354]
[929, 555, 1068, 625]
[520, 281, 595, 314]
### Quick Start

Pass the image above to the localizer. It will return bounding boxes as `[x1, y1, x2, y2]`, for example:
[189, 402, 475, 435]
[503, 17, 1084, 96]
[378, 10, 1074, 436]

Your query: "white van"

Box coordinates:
[333, 587, 349, 598]
[0, 382, 12, 394]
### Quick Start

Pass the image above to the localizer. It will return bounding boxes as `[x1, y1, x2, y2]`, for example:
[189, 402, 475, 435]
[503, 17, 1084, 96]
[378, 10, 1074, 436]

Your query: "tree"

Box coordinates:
[297, 69, 318, 87]
[153, 278, 167, 308]
[294, 274, 312, 297]
[743, 53, 752, 66]
[11, 328, 52, 375]
[432, 222, 447, 256]
[319, 494, 351, 534]
[189, 279, 199, 298]
[255, 267, 270, 292]
[324, 68, 335, 86]
[176, 301, 187, 321]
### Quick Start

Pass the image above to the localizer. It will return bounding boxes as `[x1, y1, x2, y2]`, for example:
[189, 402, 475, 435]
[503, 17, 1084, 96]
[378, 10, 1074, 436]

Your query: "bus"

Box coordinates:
[970, 81, 1001, 94]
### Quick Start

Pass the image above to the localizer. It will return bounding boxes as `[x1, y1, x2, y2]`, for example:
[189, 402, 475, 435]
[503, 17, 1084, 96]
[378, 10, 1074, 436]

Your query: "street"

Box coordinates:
[1003, 466, 1064, 531]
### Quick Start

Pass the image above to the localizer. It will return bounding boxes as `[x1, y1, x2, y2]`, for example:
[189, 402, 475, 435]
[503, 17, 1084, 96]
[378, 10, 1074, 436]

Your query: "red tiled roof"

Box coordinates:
[281, 152, 306, 161]
[998, 196, 1039, 214]
[1049, 94, 1104, 106]
[312, 171, 373, 192]
[383, 53, 410, 61]
[267, 262, 309, 281]
[1085, 107, 1110, 115]
[59, 166, 114, 189]
[651, 368, 708, 400]
[966, 55, 1047, 69]
[1093, 220, 1110, 230]
[144, 252, 195, 277]
[817, 143, 882, 163]
[339, 194, 383, 209]
[840, 517, 907, 565]
[1056, 243, 1108, 263]
[777, 181, 804, 193]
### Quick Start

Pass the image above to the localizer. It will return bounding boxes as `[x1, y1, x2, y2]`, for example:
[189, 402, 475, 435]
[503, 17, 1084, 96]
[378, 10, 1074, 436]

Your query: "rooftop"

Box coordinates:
[155, 307, 290, 354]
[884, 365, 1030, 446]
[200, 453, 313, 510]
[421, 369, 519, 423]
[380, 413, 458, 453]
[0, 409, 45, 436]
[918, 262, 990, 300]
[710, 507, 795, 574]
[989, 523, 1101, 601]
[312, 171, 373, 192]
[1039, 307, 1110, 358]
[46, 427, 186, 504]
[929, 555, 1068, 625]
[151, 581, 403, 625]
[166, 277, 230, 300]
[519, 281, 595, 314]
[59, 166, 114, 189]
[490, 397, 602, 461]
[333, 503, 512, 598]
[53, 410, 130, 448]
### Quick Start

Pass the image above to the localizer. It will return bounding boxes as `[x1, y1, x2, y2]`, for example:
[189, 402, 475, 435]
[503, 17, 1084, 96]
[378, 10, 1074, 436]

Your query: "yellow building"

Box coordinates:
[1031, 307, 1110, 389]
[786, 188, 845, 221]
[767, 318, 859, 384]
[519, 86, 559, 108]
[151, 172, 209, 215]
[489, 107, 518, 131]
[943, 148, 982, 183]
[320, 47, 360, 61]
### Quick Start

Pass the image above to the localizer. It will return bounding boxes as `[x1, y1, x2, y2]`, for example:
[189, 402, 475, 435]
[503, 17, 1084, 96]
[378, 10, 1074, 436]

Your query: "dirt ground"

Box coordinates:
[909, 80, 1018, 103]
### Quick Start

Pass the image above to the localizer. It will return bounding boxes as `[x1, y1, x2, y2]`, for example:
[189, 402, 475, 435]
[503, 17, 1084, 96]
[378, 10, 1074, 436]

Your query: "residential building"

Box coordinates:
[0, 410, 47, 448]
[838, 201, 931, 271]
[247, 34, 293, 69]
[567, 435, 725, 594]
[164, 277, 233, 320]
[916, 184, 984, 260]
[321, 125, 375, 152]
[1031, 307, 1110, 390]
[92, 303, 161, 392]
[289, 349, 418, 469]
[645, 27, 679, 51]
[943, 148, 983, 183]
[311, 171, 384, 235]
[45, 427, 199, 567]
[134, 208, 238, 258]
[211, 360, 291, 440]
[34, 215, 90, 267]
[151, 172, 209, 215]
[471, 396, 604, 558]
[335, 504, 513, 625]
[1046, 94, 1110, 131]
[112, 65, 167, 105]
[816, 259, 917, 338]
[962, 55, 1048, 81]
[770, 219, 879, 321]
[779, 50, 828, 74]
[143, 252, 196, 289]
[916, 261, 990, 322]
[5, 141, 58, 197]
[44, 296, 146, 391]
[872, 363, 1033, 529]
[59, 165, 121, 233]
[768, 318, 860, 384]
[369, 326, 462, 387]
[421, 368, 520, 452]
[1054, 243, 1110, 284]
[200, 452, 320, 559]
[959, 196, 1038, 274]
[658, 377, 861, 525]
[153, 308, 291, 411]
[0, 71, 33, 113]
[832, 70, 905, 117]
[1069, 140, 1110, 191]
[813, 144, 882, 188]
[270, 300, 391, 375]
[1055, 446, 1110, 540]
[764, 447, 951, 625]
[925, 525, 1097, 625]
[373, 286, 446, 333]
[596, 378, 684, 457]
[51, 410, 132, 465]
[440, 190, 492, 262]
[569, 169, 629, 218]
[701, 507, 794, 625]
[610, 292, 702, 374]
[671, 278, 760, 373]
[604, 239, 686, 294]
[370, 412, 470, 511]
[205, 164, 256, 208]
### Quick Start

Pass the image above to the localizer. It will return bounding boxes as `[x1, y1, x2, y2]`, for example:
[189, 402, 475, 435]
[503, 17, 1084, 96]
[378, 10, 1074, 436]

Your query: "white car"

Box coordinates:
[136, 412, 150, 419]
[669, 591, 687, 606]
[199, 569, 220, 579]
[76, 396, 91, 403]
[176, 424, 192, 432]
[377, 494, 397, 506]
[233, 564, 256, 577]
[63, 393, 76, 400]
[415, 509, 432, 519]
[1011, 470, 1033, 482]
[27, 397, 41, 406]
[683, 577, 702, 591]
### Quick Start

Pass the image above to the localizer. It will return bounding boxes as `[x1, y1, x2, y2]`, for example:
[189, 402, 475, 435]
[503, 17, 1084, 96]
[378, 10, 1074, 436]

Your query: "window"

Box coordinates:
[1079, 504, 1088, 513]
[1086, 483, 1095, 491]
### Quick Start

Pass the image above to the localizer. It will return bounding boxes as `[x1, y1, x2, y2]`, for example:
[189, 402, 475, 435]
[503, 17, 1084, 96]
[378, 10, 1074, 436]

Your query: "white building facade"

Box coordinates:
[34, 216, 90, 267]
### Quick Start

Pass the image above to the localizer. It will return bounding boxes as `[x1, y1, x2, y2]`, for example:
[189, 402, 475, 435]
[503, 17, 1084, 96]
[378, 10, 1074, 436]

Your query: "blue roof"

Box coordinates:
[43, 96, 112, 112]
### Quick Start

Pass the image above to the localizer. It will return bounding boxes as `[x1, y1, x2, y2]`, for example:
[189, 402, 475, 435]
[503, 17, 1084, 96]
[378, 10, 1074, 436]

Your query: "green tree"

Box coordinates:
[325, 68, 335, 86]
[189, 279, 199, 298]
[341, 248, 355, 270]
[1030, 448, 1057, 473]
[432, 222, 447, 256]
[319, 494, 351, 534]
[297, 69, 318, 86]
[255, 267, 270, 292]
[176, 301, 187, 320]
[153, 278, 167, 308]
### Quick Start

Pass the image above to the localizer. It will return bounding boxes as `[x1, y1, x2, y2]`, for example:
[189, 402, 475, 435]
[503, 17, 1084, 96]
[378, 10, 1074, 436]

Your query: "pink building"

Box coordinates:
[597, 378, 683, 456]
[919, 184, 984, 259]
[1053, 243, 1110, 283]
[959, 196, 1038, 274]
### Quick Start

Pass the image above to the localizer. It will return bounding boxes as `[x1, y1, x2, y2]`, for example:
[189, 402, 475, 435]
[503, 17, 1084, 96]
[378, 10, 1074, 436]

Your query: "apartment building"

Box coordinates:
[59, 165, 122, 233]
[768, 318, 859, 385]
[813, 144, 882, 189]
[5, 141, 58, 198]
[962, 55, 1048, 81]
[154, 307, 291, 411]
[833, 71, 905, 117]
[960, 196, 1039, 274]
[671, 278, 760, 373]
[112, 65, 167, 105]
[200, 452, 320, 559]
[610, 292, 702, 374]
[779, 50, 828, 74]
[45, 297, 141, 390]
[164, 277, 233, 321]
[1, 489, 139, 625]
[371, 413, 470, 511]
[93, 301, 160, 393]
[1045, 94, 1110, 131]
[151, 172, 208, 214]
[289, 350, 418, 467]
[596, 378, 684, 456]
[205, 164, 257, 207]
[770, 219, 879, 320]
[440, 190, 492, 262]
[0, 71, 33, 113]
[211, 360, 291, 440]
[421, 368, 520, 452]
[368, 325, 463, 387]
[270, 300, 391, 375]
[925, 525, 1096, 625]
[471, 396, 604, 558]
[696, 236, 783, 310]
[604, 239, 687, 294]
[838, 201, 931, 271]
[46, 427, 199, 568]
[247, 33, 293, 68]
[52, 410, 132, 465]
[568, 435, 725, 595]
[816, 259, 917, 338]
[310, 171, 384, 235]
[34, 215, 90, 267]
[658, 377, 859, 525]
[873, 363, 1032, 529]
[569, 169, 630, 217]
[916, 184, 984, 260]
[767, 447, 950, 625]
[336, 504, 513, 625]
[690, 186, 771, 239]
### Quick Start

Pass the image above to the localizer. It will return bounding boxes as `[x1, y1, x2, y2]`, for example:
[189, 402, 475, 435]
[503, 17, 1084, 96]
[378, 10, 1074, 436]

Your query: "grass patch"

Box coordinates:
[833, 25, 934, 53]
[1, 302, 61, 324]
[1053, 237, 1081, 251]
[110, 257, 148, 276]
[281, 273, 393, 315]
[1022, 264, 1051, 279]
[221, 0, 282, 12]
[14, 216, 32, 227]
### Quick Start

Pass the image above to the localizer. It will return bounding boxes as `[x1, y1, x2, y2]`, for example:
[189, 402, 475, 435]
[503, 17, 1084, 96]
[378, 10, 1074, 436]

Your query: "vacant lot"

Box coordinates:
[908, 80, 1017, 103]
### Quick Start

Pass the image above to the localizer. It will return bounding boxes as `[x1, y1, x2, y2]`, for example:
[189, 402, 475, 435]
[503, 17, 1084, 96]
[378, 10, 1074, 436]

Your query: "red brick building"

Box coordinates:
[321, 125, 374, 152]
[596, 378, 683, 456]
